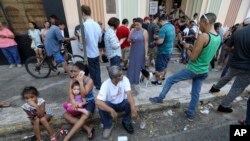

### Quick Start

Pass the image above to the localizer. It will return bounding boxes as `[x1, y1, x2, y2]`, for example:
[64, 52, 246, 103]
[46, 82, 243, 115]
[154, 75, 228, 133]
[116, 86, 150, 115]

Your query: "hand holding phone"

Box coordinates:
[79, 71, 85, 77]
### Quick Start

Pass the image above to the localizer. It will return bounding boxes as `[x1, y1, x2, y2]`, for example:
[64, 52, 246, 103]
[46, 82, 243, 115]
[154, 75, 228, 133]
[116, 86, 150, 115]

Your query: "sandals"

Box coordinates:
[87, 127, 95, 140]
[50, 134, 58, 141]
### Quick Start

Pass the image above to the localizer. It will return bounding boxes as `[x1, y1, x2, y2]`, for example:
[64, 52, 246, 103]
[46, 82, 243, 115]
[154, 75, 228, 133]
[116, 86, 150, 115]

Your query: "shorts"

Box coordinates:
[155, 54, 171, 72]
[121, 47, 130, 60]
[148, 47, 157, 60]
[84, 100, 95, 114]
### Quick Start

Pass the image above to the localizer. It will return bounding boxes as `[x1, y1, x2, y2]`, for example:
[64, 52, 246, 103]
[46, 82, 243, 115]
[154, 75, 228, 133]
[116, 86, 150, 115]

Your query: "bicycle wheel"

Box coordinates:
[25, 56, 51, 78]
[72, 55, 85, 63]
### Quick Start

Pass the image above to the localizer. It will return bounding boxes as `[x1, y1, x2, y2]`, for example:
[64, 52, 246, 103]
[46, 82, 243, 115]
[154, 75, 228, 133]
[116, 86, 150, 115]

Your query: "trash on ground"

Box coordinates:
[184, 125, 189, 131]
[207, 103, 214, 108]
[23, 135, 35, 139]
[99, 123, 104, 129]
[140, 120, 146, 129]
[243, 96, 248, 100]
[163, 110, 174, 116]
[118, 136, 128, 141]
[200, 108, 210, 115]
[234, 96, 243, 102]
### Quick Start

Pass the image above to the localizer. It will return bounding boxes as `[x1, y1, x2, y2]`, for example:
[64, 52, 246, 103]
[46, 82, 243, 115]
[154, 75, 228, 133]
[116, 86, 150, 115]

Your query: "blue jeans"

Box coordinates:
[88, 56, 101, 89]
[1, 45, 21, 64]
[158, 69, 208, 117]
[98, 99, 131, 128]
[110, 55, 120, 66]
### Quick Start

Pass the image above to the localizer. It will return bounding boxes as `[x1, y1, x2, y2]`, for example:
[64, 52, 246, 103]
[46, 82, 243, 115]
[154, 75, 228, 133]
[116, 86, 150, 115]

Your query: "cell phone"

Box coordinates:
[79, 71, 85, 77]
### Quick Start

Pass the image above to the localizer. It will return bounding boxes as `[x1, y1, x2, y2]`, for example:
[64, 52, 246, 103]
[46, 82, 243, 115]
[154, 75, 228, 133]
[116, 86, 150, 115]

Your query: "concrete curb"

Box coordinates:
[0, 100, 180, 136]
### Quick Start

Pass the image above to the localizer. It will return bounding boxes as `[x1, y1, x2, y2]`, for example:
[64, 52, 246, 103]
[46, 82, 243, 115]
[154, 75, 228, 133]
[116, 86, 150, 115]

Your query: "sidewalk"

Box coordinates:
[0, 62, 249, 136]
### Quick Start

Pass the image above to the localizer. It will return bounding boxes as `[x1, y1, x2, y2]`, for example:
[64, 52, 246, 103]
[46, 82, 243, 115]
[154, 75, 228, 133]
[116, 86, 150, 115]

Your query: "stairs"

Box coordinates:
[170, 44, 182, 62]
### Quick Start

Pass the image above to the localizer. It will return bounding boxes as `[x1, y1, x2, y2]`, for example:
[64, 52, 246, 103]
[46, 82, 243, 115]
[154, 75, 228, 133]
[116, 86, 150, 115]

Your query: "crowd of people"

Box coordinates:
[0, 2, 249, 141]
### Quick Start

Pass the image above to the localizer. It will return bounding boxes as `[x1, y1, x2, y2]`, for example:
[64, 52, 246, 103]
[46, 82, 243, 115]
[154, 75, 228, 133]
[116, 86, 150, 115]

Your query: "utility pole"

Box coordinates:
[76, 0, 88, 65]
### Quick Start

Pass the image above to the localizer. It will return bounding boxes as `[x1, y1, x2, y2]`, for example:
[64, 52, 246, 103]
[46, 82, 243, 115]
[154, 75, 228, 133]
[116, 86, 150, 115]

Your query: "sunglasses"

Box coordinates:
[203, 14, 209, 22]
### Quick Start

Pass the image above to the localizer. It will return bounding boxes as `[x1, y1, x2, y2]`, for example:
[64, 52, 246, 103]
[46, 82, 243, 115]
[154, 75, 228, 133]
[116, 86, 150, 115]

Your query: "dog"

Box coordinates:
[140, 69, 154, 87]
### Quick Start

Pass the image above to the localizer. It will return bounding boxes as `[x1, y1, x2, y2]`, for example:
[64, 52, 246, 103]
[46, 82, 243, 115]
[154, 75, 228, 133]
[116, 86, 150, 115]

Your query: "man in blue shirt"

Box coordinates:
[152, 15, 175, 85]
[45, 15, 68, 73]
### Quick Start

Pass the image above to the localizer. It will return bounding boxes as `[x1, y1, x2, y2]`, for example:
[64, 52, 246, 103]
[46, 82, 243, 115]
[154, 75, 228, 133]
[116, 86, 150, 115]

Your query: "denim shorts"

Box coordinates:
[84, 100, 95, 114]
[155, 54, 171, 72]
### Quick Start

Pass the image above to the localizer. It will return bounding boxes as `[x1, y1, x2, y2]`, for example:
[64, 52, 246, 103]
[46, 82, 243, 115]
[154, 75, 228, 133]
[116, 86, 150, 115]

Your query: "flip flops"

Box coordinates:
[0, 101, 11, 108]
[87, 127, 95, 140]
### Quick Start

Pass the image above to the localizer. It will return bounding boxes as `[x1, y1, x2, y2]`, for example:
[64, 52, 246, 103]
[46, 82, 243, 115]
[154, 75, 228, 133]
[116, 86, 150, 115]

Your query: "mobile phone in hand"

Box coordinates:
[79, 71, 85, 77]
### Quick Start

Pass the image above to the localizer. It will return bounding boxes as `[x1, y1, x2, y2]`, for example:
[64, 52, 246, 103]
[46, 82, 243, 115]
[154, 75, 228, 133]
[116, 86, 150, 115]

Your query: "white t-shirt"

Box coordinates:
[97, 76, 131, 104]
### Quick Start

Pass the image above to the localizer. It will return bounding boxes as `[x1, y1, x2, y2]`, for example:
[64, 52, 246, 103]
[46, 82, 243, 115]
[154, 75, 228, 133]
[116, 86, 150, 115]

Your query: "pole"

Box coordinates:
[76, 0, 88, 65]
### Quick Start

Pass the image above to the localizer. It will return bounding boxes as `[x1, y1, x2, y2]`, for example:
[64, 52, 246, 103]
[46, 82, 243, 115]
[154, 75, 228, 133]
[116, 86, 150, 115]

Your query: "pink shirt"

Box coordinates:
[0, 28, 17, 48]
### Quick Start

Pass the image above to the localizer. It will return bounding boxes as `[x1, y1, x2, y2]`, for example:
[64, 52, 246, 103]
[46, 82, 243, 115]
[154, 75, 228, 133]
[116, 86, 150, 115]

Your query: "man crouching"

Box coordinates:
[96, 66, 138, 139]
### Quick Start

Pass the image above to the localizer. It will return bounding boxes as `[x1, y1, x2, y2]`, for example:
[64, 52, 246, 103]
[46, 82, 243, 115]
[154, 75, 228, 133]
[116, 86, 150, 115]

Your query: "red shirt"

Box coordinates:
[116, 25, 130, 48]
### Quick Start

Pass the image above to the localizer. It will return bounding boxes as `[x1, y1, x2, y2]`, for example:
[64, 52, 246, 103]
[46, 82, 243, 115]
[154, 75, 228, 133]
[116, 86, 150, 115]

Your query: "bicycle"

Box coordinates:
[61, 41, 85, 65]
[25, 43, 85, 79]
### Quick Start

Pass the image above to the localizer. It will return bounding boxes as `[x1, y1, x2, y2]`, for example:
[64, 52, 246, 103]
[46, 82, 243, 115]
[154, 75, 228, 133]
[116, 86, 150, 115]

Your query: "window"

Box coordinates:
[106, 0, 116, 14]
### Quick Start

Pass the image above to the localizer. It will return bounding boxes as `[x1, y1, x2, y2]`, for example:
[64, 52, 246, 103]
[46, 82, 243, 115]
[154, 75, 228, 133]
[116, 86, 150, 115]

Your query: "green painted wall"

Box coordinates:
[208, 0, 222, 15]
[120, 0, 139, 25]
[192, 0, 202, 17]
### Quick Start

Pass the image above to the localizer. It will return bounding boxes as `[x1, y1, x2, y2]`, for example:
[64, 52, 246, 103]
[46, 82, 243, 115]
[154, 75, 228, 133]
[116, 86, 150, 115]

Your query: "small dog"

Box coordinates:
[140, 69, 154, 87]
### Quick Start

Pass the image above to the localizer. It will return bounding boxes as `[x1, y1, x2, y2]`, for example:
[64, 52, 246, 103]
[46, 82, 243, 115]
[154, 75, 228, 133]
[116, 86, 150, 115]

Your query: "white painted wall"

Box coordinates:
[62, 0, 84, 58]
[217, 0, 231, 25]
[235, 0, 250, 23]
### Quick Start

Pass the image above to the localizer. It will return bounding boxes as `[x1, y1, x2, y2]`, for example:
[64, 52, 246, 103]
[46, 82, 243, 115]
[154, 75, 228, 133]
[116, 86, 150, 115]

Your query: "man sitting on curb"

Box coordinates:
[96, 66, 138, 139]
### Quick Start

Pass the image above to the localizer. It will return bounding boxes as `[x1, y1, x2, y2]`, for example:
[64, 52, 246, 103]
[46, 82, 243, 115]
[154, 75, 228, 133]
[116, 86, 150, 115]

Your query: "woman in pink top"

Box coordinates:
[0, 21, 21, 68]
[40, 21, 50, 42]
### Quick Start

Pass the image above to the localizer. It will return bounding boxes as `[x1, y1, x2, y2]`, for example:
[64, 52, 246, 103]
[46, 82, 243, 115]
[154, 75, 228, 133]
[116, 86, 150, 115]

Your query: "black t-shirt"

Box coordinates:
[142, 23, 149, 30]
[225, 25, 250, 70]
[147, 23, 159, 48]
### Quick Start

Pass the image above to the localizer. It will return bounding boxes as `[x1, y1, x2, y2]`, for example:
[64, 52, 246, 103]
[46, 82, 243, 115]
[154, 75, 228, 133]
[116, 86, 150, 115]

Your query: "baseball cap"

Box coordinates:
[144, 16, 151, 21]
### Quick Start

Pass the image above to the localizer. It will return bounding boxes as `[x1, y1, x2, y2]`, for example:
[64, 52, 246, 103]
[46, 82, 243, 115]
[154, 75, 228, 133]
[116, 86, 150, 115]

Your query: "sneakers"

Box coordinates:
[149, 97, 163, 103]
[103, 126, 113, 139]
[209, 86, 220, 93]
[151, 81, 162, 85]
[17, 64, 22, 68]
[217, 105, 233, 113]
[185, 111, 194, 122]
[9, 64, 15, 69]
[122, 121, 134, 134]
